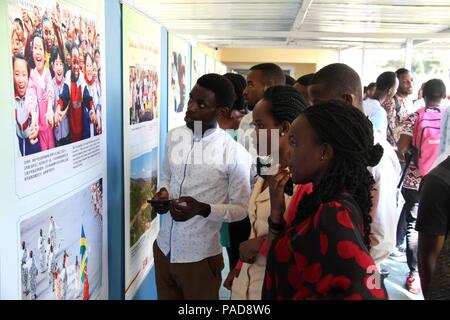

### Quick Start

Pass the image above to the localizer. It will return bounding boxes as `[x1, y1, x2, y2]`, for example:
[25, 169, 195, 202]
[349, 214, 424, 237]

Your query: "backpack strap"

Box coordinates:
[398, 151, 413, 189]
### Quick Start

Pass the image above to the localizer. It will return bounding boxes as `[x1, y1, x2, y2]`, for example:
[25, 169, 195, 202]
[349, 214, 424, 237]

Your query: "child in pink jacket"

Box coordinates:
[26, 31, 55, 151]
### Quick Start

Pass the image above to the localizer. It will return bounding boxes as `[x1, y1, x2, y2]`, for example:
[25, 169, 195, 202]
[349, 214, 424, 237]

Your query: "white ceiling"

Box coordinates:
[128, 0, 450, 50]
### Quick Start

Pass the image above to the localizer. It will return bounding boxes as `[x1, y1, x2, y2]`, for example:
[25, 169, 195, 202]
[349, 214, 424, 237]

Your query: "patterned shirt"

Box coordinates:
[401, 108, 441, 190]
[157, 125, 252, 263]
[383, 95, 414, 146]
[263, 196, 387, 300]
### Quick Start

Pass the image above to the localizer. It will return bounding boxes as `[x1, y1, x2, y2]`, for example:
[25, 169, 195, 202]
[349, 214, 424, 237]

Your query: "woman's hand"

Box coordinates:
[239, 237, 265, 264]
[223, 268, 241, 290]
[267, 168, 290, 223]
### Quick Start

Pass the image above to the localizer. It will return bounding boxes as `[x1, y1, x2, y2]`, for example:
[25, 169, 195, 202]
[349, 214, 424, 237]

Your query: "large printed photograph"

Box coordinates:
[130, 149, 158, 247]
[9, 0, 103, 157]
[129, 64, 159, 125]
[168, 34, 190, 130]
[19, 178, 104, 300]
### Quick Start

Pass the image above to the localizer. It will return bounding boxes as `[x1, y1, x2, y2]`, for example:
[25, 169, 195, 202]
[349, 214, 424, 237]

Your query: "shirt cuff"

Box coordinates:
[208, 204, 247, 223]
[208, 204, 226, 222]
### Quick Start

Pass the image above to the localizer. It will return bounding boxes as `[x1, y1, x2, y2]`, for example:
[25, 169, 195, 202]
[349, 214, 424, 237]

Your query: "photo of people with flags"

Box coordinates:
[19, 178, 104, 300]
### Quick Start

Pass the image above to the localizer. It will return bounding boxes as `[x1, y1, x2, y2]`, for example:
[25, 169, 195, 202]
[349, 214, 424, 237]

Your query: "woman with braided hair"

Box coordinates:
[224, 85, 309, 300]
[263, 99, 388, 300]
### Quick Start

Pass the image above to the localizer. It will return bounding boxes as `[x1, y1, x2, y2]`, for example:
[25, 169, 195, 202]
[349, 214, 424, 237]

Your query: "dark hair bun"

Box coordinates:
[368, 143, 383, 167]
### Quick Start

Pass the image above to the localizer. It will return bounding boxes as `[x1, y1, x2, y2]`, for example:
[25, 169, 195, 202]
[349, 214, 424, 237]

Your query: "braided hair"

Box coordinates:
[294, 100, 383, 250]
[262, 85, 309, 124]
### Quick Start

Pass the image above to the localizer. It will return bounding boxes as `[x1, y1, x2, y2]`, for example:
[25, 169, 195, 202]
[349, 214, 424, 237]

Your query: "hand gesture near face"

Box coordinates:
[267, 168, 290, 222]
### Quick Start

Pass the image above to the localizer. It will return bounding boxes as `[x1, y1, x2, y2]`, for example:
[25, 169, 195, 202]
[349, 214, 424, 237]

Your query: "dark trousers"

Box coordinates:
[18, 136, 41, 156]
[398, 188, 419, 273]
[226, 216, 251, 270]
[153, 241, 224, 300]
[396, 161, 407, 247]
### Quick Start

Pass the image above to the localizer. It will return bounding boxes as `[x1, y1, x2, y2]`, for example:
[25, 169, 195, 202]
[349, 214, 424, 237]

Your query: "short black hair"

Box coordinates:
[30, 31, 45, 68]
[423, 79, 446, 103]
[65, 41, 72, 53]
[14, 18, 24, 30]
[197, 73, 235, 109]
[310, 63, 363, 106]
[223, 73, 246, 110]
[396, 68, 410, 78]
[296, 73, 315, 86]
[71, 43, 79, 55]
[85, 52, 94, 67]
[12, 52, 29, 76]
[249, 63, 285, 86]
[376, 72, 397, 92]
[285, 74, 296, 86]
[367, 82, 376, 90]
[49, 46, 64, 78]
[262, 85, 309, 124]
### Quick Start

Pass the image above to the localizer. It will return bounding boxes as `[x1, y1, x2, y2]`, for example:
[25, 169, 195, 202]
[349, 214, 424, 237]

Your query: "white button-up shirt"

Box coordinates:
[363, 98, 388, 140]
[237, 111, 258, 188]
[156, 125, 252, 263]
[369, 131, 402, 266]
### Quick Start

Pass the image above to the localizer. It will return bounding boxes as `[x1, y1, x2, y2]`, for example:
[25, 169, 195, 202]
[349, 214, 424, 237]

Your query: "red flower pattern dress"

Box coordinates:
[262, 196, 387, 300]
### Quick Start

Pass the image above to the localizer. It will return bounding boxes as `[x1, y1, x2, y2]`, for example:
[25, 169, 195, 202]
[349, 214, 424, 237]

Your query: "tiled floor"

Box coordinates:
[382, 257, 424, 300]
[219, 249, 424, 300]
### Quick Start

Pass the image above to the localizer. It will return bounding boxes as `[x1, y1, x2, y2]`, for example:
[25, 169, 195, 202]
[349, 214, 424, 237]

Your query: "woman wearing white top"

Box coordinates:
[225, 85, 308, 299]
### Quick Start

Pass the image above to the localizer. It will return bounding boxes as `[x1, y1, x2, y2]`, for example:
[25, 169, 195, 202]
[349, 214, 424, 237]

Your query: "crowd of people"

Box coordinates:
[150, 61, 450, 300]
[129, 66, 158, 125]
[91, 179, 104, 222]
[21, 216, 77, 300]
[20, 178, 101, 300]
[10, 2, 102, 157]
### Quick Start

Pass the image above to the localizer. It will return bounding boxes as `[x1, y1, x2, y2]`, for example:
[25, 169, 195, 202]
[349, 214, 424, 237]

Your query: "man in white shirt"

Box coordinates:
[237, 63, 286, 187]
[363, 71, 399, 140]
[151, 74, 252, 299]
[308, 63, 402, 268]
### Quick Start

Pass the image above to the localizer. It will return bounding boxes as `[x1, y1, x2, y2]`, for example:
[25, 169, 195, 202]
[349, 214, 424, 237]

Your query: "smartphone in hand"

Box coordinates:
[147, 199, 171, 206]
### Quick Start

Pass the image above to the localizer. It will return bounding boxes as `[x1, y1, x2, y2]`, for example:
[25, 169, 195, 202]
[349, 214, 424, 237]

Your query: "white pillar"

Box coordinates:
[361, 45, 366, 83]
[404, 39, 413, 71]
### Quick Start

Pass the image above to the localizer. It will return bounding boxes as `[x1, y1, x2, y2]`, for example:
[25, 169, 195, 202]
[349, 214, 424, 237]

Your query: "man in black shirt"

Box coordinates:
[416, 156, 450, 299]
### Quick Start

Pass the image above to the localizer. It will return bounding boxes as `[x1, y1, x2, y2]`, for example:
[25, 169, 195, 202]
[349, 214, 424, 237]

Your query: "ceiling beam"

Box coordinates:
[291, 0, 314, 31]
[197, 39, 404, 50]
[287, 0, 314, 45]
[409, 27, 450, 48]
[173, 29, 450, 40]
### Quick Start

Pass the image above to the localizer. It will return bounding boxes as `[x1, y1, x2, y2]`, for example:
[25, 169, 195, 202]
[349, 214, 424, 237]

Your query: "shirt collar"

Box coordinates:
[192, 124, 219, 142]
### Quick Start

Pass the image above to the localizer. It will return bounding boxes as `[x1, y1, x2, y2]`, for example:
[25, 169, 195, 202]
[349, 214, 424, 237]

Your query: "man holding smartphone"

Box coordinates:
[150, 74, 251, 300]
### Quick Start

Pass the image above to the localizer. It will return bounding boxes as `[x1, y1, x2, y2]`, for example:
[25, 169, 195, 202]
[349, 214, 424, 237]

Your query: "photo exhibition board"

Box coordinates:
[122, 4, 161, 300]
[0, 0, 108, 300]
[190, 47, 206, 91]
[205, 54, 215, 75]
[215, 61, 228, 75]
[167, 33, 190, 130]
